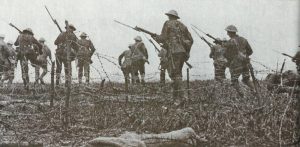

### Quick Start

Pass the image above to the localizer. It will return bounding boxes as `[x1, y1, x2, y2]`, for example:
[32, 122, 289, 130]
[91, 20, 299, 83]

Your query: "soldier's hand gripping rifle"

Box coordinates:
[114, 20, 179, 69]
[191, 24, 223, 45]
[9, 23, 22, 34]
[45, 6, 63, 33]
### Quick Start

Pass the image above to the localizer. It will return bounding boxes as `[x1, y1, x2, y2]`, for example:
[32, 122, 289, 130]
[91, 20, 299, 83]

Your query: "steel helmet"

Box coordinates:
[165, 10, 180, 19]
[225, 25, 238, 32]
[66, 24, 76, 31]
[39, 37, 46, 42]
[80, 32, 88, 37]
[23, 28, 33, 35]
[7, 41, 13, 45]
[0, 34, 5, 38]
[134, 36, 142, 41]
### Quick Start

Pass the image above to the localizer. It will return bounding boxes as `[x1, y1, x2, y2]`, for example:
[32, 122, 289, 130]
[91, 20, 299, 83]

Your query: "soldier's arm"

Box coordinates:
[118, 52, 125, 66]
[209, 46, 215, 58]
[155, 21, 168, 43]
[245, 40, 253, 56]
[54, 32, 64, 45]
[183, 24, 193, 53]
[141, 43, 148, 59]
[89, 40, 96, 56]
[14, 36, 20, 46]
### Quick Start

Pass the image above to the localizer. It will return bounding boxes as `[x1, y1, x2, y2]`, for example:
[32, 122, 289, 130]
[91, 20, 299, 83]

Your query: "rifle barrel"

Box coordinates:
[114, 20, 135, 29]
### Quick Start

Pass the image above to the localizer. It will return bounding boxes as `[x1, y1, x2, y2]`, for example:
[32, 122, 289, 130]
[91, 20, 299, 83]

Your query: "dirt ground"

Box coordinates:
[0, 80, 298, 146]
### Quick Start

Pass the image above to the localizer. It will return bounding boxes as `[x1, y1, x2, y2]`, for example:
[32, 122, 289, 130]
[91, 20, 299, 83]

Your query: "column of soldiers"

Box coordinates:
[0, 22, 96, 89]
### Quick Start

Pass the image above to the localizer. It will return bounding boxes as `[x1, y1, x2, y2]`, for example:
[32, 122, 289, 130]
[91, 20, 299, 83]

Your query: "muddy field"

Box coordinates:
[0, 80, 298, 146]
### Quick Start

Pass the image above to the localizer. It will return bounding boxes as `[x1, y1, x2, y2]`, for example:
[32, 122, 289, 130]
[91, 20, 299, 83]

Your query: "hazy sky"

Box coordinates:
[0, 0, 298, 82]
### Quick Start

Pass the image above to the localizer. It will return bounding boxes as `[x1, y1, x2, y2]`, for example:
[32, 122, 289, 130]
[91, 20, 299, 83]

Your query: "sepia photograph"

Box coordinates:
[0, 0, 299, 146]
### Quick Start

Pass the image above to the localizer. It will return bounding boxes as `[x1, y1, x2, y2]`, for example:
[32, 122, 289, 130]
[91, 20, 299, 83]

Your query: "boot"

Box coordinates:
[232, 83, 244, 98]
[242, 79, 254, 90]
[40, 79, 45, 85]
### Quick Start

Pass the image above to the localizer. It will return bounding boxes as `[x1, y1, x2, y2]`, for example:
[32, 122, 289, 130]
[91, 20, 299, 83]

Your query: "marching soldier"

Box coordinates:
[0, 34, 7, 79]
[131, 36, 148, 84]
[54, 24, 79, 85]
[14, 28, 43, 89]
[119, 44, 134, 90]
[34, 37, 52, 85]
[1, 41, 16, 85]
[77, 32, 96, 84]
[209, 38, 227, 81]
[222, 25, 254, 97]
[158, 48, 168, 84]
[153, 10, 193, 104]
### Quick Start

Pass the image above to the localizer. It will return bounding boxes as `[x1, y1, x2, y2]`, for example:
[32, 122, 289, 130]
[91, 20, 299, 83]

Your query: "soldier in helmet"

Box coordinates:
[54, 23, 79, 86]
[77, 32, 96, 84]
[119, 44, 134, 90]
[158, 48, 168, 84]
[34, 37, 52, 85]
[153, 10, 193, 105]
[14, 28, 43, 89]
[209, 38, 228, 81]
[221, 25, 254, 97]
[131, 36, 149, 84]
[0, 41, 16, 85]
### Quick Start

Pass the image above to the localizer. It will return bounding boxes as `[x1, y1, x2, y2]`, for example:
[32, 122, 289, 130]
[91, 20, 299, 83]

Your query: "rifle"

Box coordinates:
[247, 60, 261, 99]
[45, 6, 63, 33]
[191, 24, 222, 44]
[9, 23, 22, 34]
[191, 26, 213, 48]
[282, 53, 300, 62]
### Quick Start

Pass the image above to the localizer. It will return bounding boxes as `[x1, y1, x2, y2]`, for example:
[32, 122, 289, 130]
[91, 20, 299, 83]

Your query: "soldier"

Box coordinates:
[14, 28, 43, 89]
[221, 25, 254, 97]
[34, 37, 52, 85]
[54, 24, 79, 85]
[209, 38, 227, 81]
[158, 48, 168, 84]
[119, 44, 134, 90]
[131, 36, 148, 84]
[0, 34, 6, 79]
[292, 47, 300, 75]
[0, 35, 10, 85]
[0, 41, 16, 85]
[153, 10, 193, 104]
[77, 32, 96, 84]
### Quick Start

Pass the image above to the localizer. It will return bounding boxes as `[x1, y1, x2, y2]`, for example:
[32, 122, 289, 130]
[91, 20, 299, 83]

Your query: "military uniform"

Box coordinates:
[158, 48, 168, 84]
[1, 41, 16, 85]
[131, 36, 148, 84]
[35, 38, 52, 84]
[222, 25, 253, 96]
[14, 28, 42, 89]
[293, 50, 300, 75]
[209, 44, 227, 81]
[77, 32, 95, 83]
[119, 45, 133, 89]
[155, 10, 193, 100]
[54, 24, 78, 85]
